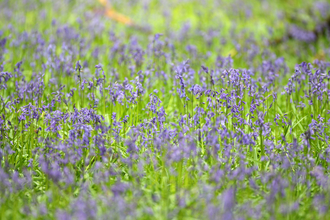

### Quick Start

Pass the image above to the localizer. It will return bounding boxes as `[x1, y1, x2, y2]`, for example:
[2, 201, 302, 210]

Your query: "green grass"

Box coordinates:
[0, 0, 330, 219]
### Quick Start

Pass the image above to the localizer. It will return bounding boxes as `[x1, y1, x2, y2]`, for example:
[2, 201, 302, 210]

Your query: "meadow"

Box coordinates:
[0, 0, 330, 219]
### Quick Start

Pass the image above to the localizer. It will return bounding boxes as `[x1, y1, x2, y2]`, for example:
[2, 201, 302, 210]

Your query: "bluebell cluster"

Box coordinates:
[0, 0, 330, 219]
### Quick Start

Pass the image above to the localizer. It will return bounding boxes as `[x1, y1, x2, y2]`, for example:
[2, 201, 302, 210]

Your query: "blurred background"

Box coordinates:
[0, 0, 329, 68]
